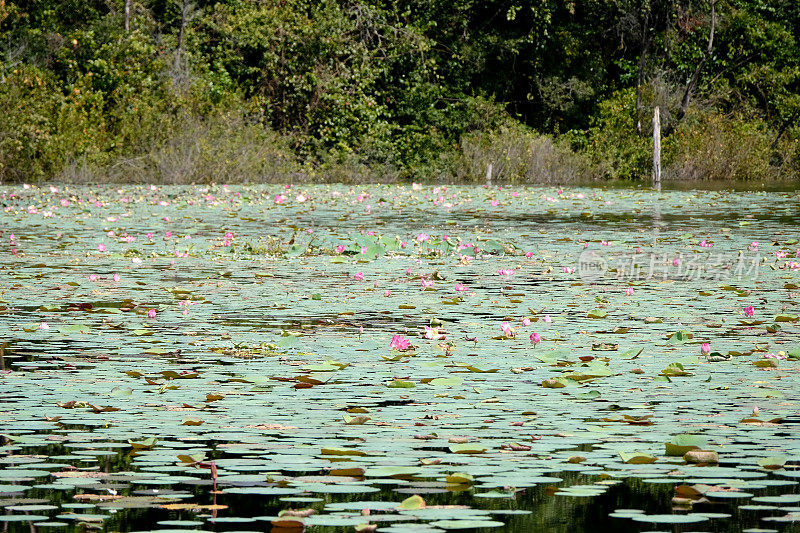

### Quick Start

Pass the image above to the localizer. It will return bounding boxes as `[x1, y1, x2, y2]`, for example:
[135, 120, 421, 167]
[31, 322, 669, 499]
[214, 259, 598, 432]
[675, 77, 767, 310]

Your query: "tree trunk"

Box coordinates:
[667, 0, 715, 135]
[635, 7, 651, 136]
[653, 106, 661, 189]
[175, 1, 186, 71]
[124, 0, 131, 32]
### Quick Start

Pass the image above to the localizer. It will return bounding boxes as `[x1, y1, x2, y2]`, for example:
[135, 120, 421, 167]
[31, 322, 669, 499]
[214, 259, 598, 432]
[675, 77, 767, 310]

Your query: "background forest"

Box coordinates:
[1, 0, 798, 183]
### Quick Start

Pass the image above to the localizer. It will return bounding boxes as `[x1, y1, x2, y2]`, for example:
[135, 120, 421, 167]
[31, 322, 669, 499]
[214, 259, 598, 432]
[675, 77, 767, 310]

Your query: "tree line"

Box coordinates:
[1, 0, 797, 183]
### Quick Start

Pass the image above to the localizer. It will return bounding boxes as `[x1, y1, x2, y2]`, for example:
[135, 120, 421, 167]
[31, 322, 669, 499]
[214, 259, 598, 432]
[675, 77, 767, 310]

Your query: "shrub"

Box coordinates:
[61, 111, 299, 184]
[453, 124, 592, 184]
[665, 111, 779, 181]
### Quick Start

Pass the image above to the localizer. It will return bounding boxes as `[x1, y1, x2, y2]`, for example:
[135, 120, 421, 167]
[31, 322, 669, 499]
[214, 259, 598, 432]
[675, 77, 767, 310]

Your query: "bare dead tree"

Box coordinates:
[174, 0, 197, 71]
[635, 4, 652, 136]
[665, 0, 716, 135]
[125, 0, 131, 32]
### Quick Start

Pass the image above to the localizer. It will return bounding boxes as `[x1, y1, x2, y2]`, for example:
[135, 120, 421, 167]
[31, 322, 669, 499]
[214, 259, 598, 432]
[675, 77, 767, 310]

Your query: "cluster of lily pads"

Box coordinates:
[0, 183, 798, 532]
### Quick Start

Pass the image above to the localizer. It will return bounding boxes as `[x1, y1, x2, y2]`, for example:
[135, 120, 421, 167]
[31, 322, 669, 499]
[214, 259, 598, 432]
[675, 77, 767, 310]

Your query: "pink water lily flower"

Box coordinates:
[743, 305, 755, 317]
[113, 273, 121, 282]
[424, 326, 445, 340]
[353, 272, 364, 281]
[521, 317, 531, 327]
[97, 243, 106, 252]
[530, 332, 541, 346]
[147, 309, 157, 319]
[335, 245, 345, 254]
[421, 277, 433, 288]
[455, 283, 467, 292]
[543, 315, 552, 323]
[501, 321, 514, 337]
[390, 335, 411, 351]
[625, 287, 634, 296]
[701, 343, 710, 356]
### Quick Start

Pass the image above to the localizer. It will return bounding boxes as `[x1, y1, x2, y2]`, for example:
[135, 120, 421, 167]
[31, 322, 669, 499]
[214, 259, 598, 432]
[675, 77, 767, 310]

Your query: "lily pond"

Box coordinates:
[1, 184, 799, 533]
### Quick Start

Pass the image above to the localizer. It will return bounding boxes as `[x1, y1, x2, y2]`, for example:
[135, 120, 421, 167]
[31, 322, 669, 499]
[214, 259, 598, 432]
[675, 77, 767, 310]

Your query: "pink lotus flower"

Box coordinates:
[390, 335, 411, 351]
[113, 273, 121, 282]
[522, 317, 531, 327]
[498, 269, 514, 276]
[525, 251, 533, 258]
[455, 283, 467, 292]
[749, 241, 759, 250]
[147, 309, 157, 319]
[701, 343, 710, 356]
[39, 322, 49, 330]
[335, 245, 345, 254]
[97, 244, 106, 252]
[743, 305, 755, 317]
[700, 240, 713, 247]
[542, 315, 552, 323]
[274, 194, 286, 204]
[384, 290, 391, 297]
[416, 232, 430, 242]
[625, 287, 634, 296]
[672, 258, 681, 266]
[530, 332, 541, 346]
[89, 274, 98, 282]
[421, 277, 433, 288]
[424, 326, 445, 340]
[353, 272, 364, 281]
[501, 321, 514, 337]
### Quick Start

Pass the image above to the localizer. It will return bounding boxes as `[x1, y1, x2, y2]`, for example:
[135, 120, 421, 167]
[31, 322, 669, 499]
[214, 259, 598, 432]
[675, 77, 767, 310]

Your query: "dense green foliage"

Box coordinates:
[1, 0, 798, 182]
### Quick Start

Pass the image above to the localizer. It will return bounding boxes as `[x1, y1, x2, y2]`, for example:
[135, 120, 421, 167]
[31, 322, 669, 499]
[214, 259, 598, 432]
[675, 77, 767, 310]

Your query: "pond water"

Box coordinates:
[0, 184, 799, 533]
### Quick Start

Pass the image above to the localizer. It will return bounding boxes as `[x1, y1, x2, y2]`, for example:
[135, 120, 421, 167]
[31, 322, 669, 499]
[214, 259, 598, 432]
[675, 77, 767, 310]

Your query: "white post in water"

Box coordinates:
[652, 106, 661, 190]
[486, 163, 493, 186]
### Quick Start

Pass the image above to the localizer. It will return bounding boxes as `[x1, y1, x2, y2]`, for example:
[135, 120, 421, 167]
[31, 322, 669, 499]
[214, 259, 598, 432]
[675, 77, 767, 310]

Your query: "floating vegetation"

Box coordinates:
[0, 183, 798, 532]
